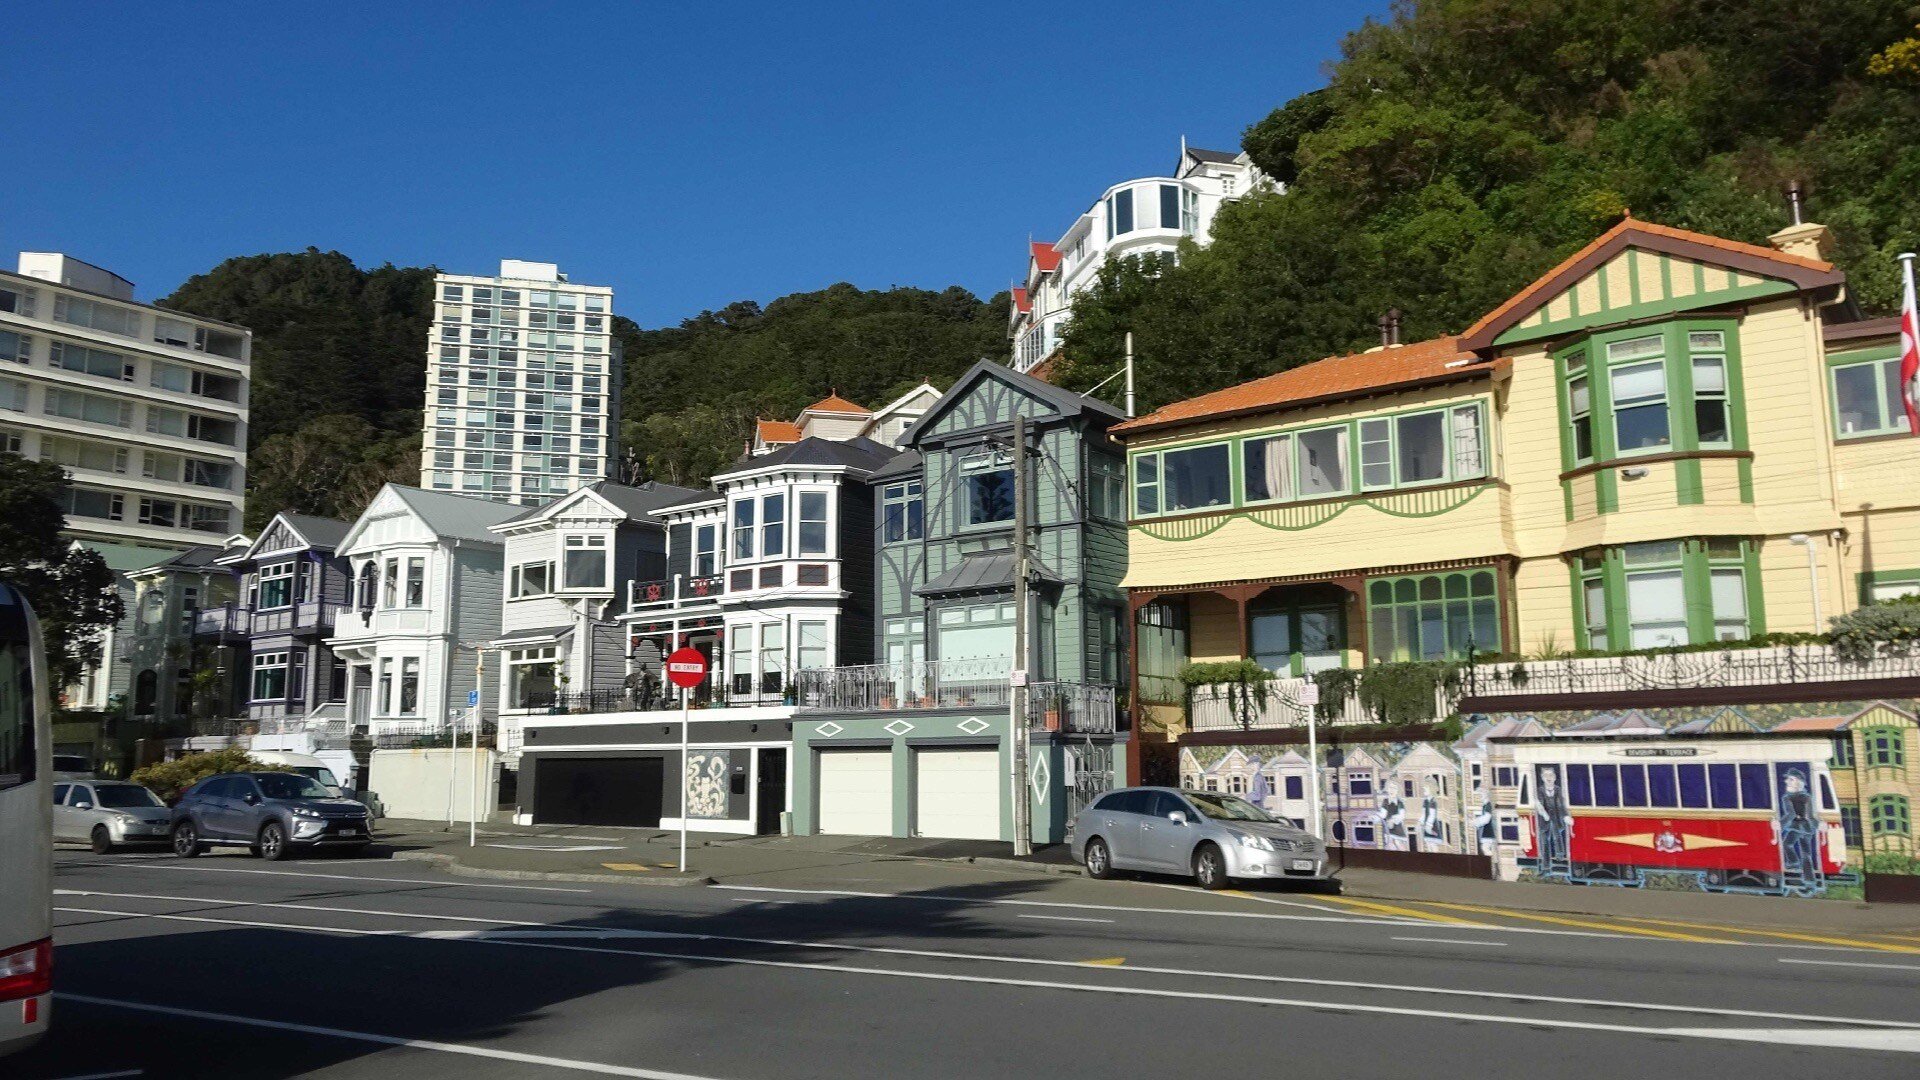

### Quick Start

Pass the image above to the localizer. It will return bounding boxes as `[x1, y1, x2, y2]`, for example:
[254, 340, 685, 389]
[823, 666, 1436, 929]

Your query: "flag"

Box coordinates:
[1901, 252, 1919, 435]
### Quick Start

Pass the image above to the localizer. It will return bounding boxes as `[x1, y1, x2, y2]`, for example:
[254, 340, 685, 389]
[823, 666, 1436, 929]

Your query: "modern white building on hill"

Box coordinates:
[0, 251, 251, 564]
[421, 260, 623, 507]
[1009, 142, 1267, 373]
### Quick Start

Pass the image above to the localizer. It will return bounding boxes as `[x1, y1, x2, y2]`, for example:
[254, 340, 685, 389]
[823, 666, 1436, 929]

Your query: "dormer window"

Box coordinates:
[562, 535, 608, 590]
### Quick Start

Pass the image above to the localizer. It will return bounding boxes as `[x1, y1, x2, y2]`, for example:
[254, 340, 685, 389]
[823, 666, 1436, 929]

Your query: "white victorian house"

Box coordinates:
[487, 480, 704, 755]
[328, 485, 523, 744]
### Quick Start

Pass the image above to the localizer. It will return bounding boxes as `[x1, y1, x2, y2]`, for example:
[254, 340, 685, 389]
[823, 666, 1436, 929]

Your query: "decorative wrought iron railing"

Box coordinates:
[628, 573, 725, 610]
[1457, 643, 1920, 698]
[1187, 679, 1386, 732]
[795, 656, 1014, 713]
[371, 720, 495, 749]
[1028, 681, 1118, 734]
[519, 682, 715, 715]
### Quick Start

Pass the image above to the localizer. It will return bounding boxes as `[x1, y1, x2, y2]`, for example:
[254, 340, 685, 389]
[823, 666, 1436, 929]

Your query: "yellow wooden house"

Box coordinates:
[1114, 216, 1914, 782]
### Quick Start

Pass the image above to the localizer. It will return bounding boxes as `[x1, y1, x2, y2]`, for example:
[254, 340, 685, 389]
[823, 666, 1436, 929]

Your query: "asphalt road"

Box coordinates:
[12, 847, 1920, 1079]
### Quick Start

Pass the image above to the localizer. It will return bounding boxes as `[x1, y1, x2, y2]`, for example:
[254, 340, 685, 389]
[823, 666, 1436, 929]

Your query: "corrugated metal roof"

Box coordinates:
[388, 486, 525, 543]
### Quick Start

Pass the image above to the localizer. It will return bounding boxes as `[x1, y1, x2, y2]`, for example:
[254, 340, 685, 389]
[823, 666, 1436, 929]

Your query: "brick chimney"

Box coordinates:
[1767, 180, 1834, 262]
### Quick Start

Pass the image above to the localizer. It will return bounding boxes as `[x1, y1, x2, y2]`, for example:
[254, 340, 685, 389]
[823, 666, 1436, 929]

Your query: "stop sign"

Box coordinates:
[665, 647, 708, 689]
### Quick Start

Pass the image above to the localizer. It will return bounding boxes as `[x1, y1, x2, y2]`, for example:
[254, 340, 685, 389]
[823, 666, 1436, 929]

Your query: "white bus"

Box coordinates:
[0, 582, 51, 1054]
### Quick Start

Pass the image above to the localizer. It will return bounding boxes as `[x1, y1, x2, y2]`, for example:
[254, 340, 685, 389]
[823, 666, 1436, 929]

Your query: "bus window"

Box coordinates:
[1566, 764, 1592, 806]
[1738, 763, 1772, 809]
[1591, 764, 1620, 807]
[1647, 763, 1678, 807]
[1677, 764, 1709, 808]
[1620, 764, 1648, 807]
[0, 633, 31, 790]
[1707, 763, 1739, 808]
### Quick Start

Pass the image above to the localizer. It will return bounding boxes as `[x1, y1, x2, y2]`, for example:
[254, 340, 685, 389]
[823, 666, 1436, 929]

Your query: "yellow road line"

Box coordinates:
[1316, 895, 1482, 926]
[1408, 901, 1738, 944]
[1615, 916, 1920, 955]
[1080, 957, 1127, 966]
[600, 863, 652, 872]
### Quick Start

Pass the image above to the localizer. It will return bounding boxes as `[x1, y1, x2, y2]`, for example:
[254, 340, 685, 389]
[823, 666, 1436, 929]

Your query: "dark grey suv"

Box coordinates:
[171, 771, 372, 860]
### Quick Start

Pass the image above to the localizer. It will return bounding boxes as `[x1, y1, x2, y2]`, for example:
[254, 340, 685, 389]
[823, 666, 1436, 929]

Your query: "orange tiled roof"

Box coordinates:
[1459, 216, 1840, 349]
[755, 419, 802, 444]
[804, 393, 870, 416]
[1113, 336, 1497, 436]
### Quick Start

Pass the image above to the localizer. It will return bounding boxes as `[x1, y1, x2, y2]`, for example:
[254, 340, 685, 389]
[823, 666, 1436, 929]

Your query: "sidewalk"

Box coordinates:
[370, 819, 1920, 935]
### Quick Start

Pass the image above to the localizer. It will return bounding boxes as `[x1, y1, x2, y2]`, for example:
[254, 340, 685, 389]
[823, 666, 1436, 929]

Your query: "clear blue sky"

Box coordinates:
[2, 2, 1384, 328]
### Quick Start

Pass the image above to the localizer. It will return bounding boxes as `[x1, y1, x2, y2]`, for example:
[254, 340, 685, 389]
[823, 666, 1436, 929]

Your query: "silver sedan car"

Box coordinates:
[1070, 786, 1334, 890]
[54, 780, 174, 853]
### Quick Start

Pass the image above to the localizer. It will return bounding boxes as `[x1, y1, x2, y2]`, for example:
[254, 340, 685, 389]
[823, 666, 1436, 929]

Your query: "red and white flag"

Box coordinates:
[1901, 251, 1919, 435]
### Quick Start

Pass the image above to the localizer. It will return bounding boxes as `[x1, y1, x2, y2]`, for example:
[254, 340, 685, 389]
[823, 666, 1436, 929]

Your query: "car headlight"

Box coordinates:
[111, 811, 140, 822]
[291, 807, 323, 819]
[1235, 832, 1274, 851]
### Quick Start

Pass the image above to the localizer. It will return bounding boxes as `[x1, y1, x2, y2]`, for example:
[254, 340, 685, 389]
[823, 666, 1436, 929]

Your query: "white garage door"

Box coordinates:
[817, 750, 894, 836]
[913, 749, 1001, 840]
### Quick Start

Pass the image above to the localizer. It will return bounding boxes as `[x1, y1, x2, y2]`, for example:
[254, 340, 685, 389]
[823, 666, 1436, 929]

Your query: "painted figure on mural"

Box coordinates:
[1535, 765, 1572, 868]
[1380, 792, 1408, 851]
[1474, 798, 1494, 855]
[1777, 766, 1820, 885]
[1419, 775, 1444, 850]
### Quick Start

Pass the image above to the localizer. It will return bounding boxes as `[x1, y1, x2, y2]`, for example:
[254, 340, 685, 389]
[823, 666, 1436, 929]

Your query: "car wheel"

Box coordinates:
[257, 821, 289, 861]
[1192, 842, 1230, 891]
[90, 825, 115, 855]
[172, 822, 204, 858]
[1083, 837, 1114, 880]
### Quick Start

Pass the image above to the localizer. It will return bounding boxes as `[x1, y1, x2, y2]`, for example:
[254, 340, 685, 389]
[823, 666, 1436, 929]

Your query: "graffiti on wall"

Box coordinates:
[1182, 698, 1920, 901]
[685, 750, 730, 819]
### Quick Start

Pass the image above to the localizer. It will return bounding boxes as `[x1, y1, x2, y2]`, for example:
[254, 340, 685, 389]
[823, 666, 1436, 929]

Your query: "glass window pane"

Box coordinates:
[1162, 444, 1231, 511]
[1296, 427, 1348, 495]
[1395, 411, 1445, 483]
[1834, 364, 1882, 434]
[1692, 357, 1725, 394]
[1710, 569, 1746, 619]
[1242, 435, 1293, 503]
[1620, 764, 1647, 807]
[1677, 764, 1709, 808]
[1451, 404, 1485, 479]
[1607, 335, 1663, 363]
[1881, 360, 1906, 432]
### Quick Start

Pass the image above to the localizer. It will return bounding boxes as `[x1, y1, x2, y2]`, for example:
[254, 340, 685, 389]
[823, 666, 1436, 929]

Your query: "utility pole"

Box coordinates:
[1010, 415, 1033, 856]
[469, 646, 484, 848]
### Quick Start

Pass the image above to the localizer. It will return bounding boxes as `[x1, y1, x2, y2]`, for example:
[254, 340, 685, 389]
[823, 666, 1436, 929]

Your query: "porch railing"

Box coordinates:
[796, 656, 1013, 713]
[249, 600, 344, 635]
[371, 720, 494, 749]
[191, 605, 248, 636]
[1187, 679, 1389, 732]
[628, 573, 724, 611]
[1028, 681, 1118, 734]
[1457, 643, 1920, 699]
[520, 684, 712, 715]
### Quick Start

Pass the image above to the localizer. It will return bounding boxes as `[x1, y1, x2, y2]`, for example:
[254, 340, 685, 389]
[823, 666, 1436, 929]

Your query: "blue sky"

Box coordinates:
[2, 2, 1383, 327]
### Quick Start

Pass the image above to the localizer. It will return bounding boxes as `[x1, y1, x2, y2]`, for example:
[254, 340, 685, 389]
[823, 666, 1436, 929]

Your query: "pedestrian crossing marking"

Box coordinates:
[601, 863, 652, 872]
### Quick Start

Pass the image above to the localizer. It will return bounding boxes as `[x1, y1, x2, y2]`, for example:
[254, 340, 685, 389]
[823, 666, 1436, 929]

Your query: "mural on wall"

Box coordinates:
[1182, 698, 1920, 902]
[685, 750, 730, 819]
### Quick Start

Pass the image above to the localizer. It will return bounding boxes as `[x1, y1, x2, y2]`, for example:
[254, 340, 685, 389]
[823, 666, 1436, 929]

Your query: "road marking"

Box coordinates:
[710, 885, 1421, 926]
[485, 843, 626, 852]
[56, 994, 722, 1078]
[1392, 936, 1509, 947]
[1780, 958, 1920, 973]
[1015, 914, 1115, 924]
[602, 863, 653, 872]
[1081, 957, 1127, 966]
[54, 889, 529, 927]
[1318, 895, 1482, 926]
[1618, 917, 1920, 955]
[1409, 900, 1739, 944]
[66, 900, 1920, 1031]
[122, 861, 591, 893]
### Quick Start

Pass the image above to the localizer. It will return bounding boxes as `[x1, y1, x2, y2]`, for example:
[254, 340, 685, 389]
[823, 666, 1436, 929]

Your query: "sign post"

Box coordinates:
[1297, 680, 1323, 841]
[665, 647, 709, 874]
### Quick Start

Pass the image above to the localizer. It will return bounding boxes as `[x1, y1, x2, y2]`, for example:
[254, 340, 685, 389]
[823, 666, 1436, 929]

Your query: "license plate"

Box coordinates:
[1290, 858, 1315, 872]
[337, 826, 361, 834]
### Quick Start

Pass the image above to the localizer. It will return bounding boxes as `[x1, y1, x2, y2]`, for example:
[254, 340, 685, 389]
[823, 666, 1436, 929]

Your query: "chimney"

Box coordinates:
[1377, 308, 1403, 348]
[1768, 182, 1834, 262]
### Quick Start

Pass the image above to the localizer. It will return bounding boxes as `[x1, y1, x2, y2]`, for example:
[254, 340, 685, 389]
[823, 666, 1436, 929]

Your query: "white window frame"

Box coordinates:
[561, 534, 610, 592]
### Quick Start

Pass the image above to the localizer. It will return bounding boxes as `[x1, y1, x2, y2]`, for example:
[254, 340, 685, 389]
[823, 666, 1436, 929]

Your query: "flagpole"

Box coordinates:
[1899, 252, 1918, 435]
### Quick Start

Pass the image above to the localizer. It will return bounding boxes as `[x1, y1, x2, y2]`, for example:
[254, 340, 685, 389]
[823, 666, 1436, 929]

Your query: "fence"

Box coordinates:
[1458, 643, 1920, 699]
[1028, 681, 1118, 734]
[796, 656, 1013, 713]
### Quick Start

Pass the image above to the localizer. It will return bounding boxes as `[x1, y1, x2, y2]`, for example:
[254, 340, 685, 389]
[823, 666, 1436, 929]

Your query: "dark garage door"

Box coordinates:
[532, 756, 663, 828]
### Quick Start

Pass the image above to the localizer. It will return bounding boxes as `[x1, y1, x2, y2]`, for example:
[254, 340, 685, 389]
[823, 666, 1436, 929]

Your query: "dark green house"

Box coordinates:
[791, 362, 1130, 844]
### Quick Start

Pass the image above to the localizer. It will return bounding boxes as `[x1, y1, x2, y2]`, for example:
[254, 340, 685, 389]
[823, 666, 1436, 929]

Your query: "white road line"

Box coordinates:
[711, 884, 1420, 926]
[54, 889, 529, 926]
[61, 901, 1920, 1032]
[56, 994, 721, 1079]
[1781, 957, 1920, 973]
[1015, 914, 1115, 924]
[1393, 936, 1509, 948]
[121, 861, 590, 893]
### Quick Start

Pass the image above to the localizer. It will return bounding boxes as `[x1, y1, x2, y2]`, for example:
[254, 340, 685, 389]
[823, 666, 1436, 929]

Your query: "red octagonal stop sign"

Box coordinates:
[665, 647, 709, 689]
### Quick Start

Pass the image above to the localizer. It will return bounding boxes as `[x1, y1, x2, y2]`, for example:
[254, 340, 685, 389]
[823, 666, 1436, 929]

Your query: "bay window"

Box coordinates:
[798, 491, 828, 556]
[1366, 569, 1501, 661]
[1557, 321, 1742, 467]
[507, 647, 558, 708]
[404, 557, 426, 607]
[1608, 336, 1671, 453]
[1575, 537, 1757, 652]
[399, 657, 421, 716]
[760, 493, 786, 557]
[258, 562, 294, 609]
[796, 620, 830, 672]
[252, 652, 289, 702]
[731, 499, 756, 560]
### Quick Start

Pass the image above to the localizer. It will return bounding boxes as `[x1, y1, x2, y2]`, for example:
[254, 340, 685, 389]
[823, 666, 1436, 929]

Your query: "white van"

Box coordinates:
[246, 751, 347, 796]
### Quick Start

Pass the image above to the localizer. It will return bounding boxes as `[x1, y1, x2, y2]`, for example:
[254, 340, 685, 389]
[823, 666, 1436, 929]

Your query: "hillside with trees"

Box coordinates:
[1052, 0, 1920, 413]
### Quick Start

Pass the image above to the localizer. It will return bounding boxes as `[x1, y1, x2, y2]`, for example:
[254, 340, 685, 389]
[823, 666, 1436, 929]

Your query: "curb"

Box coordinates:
[390, 850, 715, 887]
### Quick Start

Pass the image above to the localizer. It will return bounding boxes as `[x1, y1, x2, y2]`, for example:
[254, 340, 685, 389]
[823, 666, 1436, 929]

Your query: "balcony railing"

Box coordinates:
[1457, 643, 1920, 699]
[1188, 678, 1387, 732]
[249, 600, 343, 635]
[628, 573, 724, 611]
[333, 606, 434, 636]
[191, 605, 248, 637]
[1028, 681, 1118, 734]
[519, 684, 713, 715]
[372, 719, 494, 749]
[796, 656, 1014, 713]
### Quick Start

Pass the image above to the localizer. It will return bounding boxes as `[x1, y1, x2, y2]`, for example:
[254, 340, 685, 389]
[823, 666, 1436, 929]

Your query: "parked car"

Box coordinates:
[53, 780, 173, 853]
[171, 771, 372, 860]
[244, 751, 346, 796]
[1069, 786, 1334, 891]
[51, 754, 94, 781]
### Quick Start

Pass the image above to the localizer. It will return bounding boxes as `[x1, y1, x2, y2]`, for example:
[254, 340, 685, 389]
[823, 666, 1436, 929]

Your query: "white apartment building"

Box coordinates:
[329, 485, 523, 743]
[1009, 143, 1267, 373]
[0, 252, 250, 562]
[421, 259, 623, 507]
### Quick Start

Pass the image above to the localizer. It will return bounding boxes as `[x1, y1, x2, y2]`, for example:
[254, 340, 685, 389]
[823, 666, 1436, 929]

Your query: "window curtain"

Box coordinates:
[1451, 406, 1484, 479]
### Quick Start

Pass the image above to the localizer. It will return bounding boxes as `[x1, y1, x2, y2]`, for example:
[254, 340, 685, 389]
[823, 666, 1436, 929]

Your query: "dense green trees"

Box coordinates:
[1055, 0, 1920, 414]
[0, 453, 123, 687]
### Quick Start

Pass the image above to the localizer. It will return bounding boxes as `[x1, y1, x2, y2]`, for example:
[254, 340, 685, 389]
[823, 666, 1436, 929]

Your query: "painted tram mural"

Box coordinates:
[1182, 698, 1920, 901]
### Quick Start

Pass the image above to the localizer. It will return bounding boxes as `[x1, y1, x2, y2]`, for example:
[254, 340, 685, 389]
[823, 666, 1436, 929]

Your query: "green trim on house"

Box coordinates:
[1364, 567, 1502, 660]
[1570, 537, 1760, 650]
[1494, 280, 1794, 346]
[1825, 343, 1901, 366]
[1856, 567, 1920, 606]
[1131, 482, 1495, 542]
[1829, 351, 1911, 441]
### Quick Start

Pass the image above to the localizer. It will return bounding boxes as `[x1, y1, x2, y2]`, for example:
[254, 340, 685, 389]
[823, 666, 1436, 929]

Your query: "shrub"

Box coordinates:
[1829, 597, 1920, 663]
[130, 747, 290, 804]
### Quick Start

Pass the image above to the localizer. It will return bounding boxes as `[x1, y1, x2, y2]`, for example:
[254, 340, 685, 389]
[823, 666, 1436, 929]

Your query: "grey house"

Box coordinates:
[792, 362, 1130, 844]
[219, 512, 354, 729]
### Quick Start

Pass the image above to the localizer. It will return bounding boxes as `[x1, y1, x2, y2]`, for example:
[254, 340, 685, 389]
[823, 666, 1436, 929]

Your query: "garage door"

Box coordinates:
[532, 756, 662, 828]
[817, 750, 893, 836]
[913, 748, 1001, 840]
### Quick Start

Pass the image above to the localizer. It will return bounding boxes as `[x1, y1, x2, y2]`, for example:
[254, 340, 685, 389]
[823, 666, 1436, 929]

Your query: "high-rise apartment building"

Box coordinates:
[0, 252, 250, 563]
[421, 260, 622, 507]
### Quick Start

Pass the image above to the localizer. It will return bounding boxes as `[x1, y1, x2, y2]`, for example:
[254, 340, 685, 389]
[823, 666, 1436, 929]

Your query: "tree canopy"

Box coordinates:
[0, 453, 124, 688]
[1054, 0, 1920, 414]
